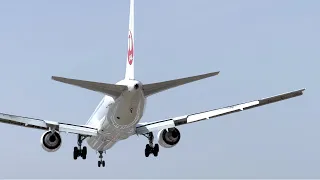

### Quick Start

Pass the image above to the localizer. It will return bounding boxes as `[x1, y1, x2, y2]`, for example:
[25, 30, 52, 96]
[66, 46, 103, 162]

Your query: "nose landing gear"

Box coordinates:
[97, 151, 106, 167]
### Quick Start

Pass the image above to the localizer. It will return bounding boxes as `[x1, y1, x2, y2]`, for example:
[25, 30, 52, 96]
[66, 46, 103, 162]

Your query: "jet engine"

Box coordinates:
[40, 131, 62, 152]
[157, 127, 181, 148]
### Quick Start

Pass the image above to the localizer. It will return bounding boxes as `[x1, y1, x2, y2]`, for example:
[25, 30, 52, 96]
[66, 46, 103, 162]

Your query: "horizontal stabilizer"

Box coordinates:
[52, 76, 127, 97]
[143, 71, 220, 97]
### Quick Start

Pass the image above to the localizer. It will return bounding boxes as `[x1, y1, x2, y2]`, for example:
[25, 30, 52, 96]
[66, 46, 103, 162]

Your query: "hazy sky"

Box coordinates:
[0, 0, 318, 178]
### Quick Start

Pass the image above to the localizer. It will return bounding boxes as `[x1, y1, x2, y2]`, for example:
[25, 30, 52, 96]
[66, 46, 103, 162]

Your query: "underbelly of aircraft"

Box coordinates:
[86, 91, 145, 151]
[86, 125, 136, 151]
[111, 94, 144, 127]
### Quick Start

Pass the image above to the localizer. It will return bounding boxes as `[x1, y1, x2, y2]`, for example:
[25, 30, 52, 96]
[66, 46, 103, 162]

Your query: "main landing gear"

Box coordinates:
[143, 132, 159, 157]
[73, 135, 87, 160]
[97, 151, 106, 167]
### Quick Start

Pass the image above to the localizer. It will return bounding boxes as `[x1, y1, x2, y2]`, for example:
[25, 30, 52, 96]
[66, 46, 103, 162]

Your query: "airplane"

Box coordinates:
[0, 0, 305, 168]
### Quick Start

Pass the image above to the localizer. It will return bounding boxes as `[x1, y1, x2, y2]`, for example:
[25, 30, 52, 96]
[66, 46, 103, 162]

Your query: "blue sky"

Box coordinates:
[0, 0, 318, 178]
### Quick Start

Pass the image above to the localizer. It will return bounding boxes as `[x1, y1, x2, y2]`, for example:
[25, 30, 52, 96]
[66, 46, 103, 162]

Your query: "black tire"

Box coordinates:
[83, 146, 87, 156]
[98, 161, 101, 167]
[154, 144, 159, 152]
[145, 148, 149, 157]
[102, 161, 105, 167]
[153, 144, 159, 157]
[145, 144, 151, 157]
[73, 147, 78, 160]
[82, 146, 87, 159]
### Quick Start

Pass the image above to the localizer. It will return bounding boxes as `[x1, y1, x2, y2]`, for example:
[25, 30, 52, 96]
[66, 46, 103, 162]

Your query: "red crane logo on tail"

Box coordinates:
[127, 30, 134, 65]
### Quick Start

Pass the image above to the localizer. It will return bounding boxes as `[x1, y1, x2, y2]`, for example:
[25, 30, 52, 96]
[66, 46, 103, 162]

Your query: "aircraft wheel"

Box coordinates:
[83, 146, 87, 155]
[82, 146, 87, 159]
[73, 147, 79, 160]
[145, 144, 151, 157]
[153, 144, 159, 157]
[102, 160, 105, 167]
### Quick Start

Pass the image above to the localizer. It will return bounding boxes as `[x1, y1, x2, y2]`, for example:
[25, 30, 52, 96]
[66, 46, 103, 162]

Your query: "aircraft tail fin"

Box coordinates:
[143, 71, 220, 97]
[52, 76, 127, 97]
[125, 0, 135, 80]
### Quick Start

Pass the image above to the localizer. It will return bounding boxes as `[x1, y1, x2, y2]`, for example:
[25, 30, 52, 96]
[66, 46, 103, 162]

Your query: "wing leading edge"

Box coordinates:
[135, 88, 305, 135]
[0, 113, 97, 136]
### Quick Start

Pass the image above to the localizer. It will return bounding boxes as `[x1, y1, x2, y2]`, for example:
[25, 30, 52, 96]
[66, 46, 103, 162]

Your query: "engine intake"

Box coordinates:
[157, 128, 181, 148]
[40, 131, 62, 152]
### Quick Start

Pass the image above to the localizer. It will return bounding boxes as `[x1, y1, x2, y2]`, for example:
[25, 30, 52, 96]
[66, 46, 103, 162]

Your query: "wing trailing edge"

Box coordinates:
[0, 113, 97, 136]
[136, 88, 305, 135]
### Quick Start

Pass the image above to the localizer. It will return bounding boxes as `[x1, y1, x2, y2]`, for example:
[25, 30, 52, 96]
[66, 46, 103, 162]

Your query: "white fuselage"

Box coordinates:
[85, 79, 146, 151]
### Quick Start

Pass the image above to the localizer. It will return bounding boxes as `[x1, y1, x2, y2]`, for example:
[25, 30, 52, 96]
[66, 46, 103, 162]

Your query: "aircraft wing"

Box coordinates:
[135, 88, 305, 135]
[0, 113, 97, 136]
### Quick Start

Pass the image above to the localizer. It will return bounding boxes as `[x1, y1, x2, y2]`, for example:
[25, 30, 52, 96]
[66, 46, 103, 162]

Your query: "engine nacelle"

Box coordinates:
[40, 131, 62, 152]
[157, 128, 181, 148]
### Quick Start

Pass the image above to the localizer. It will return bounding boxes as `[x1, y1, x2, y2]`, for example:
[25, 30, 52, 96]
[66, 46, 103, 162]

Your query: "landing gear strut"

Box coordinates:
[73, 134, 87, 160]
[143, 132, 159, 157]
[97, 151, 105, 167]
